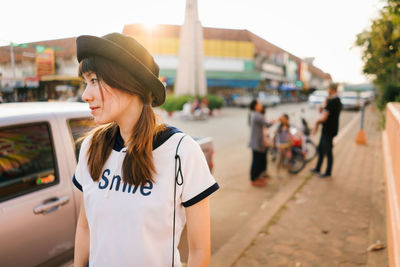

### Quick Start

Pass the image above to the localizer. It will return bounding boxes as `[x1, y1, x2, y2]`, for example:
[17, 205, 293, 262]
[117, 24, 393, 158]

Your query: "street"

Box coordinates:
[159, 103, 357, 261]
[2, 0, 397, 264]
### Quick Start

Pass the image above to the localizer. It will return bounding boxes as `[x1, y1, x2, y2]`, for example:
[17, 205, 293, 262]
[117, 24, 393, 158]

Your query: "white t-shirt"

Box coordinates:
[73, 127, 219, 267]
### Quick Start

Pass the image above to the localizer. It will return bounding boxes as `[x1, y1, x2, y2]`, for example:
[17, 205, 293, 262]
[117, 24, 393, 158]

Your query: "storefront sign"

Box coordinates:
[262, 63, 284, 75]
[285, 59, 298, 82]
[36, 48, 55, 76]
[298, 62, 310, 89]
[24, 76, 40, 88]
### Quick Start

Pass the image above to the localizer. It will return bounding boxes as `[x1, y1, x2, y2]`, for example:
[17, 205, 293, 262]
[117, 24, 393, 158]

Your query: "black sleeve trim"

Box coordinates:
[72, 174, 83, 192]
[182, 183, 219, 208]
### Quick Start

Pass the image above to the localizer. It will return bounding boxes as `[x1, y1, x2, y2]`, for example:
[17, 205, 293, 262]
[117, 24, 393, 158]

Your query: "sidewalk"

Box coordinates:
[234, 106, 388, 267]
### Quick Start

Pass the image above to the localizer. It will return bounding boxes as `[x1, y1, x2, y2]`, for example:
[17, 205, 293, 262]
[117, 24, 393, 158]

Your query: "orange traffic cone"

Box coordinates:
[355, 129, 367, 145]
[355, 105, 367, 145]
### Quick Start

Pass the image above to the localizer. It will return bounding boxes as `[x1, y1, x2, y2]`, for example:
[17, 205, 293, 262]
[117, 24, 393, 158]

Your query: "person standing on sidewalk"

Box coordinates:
[249, 99, 274, 187]
[260, 105, 271, 178]
[311, 83, 342, 178]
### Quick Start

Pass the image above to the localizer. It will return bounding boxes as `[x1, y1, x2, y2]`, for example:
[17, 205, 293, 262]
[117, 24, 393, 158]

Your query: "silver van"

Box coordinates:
[0, 102, 94, 267]
[0, 102, 214, 266]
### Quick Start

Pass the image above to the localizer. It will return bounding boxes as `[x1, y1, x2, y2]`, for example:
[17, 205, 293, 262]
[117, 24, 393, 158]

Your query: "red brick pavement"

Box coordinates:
[234, 107, 388, 267]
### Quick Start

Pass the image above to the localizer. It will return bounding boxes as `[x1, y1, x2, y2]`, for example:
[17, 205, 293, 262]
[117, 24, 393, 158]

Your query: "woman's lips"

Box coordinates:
[90, 107, 99, 114]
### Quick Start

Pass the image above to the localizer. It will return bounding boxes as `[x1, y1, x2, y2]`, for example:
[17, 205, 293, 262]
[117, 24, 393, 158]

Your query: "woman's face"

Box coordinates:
[255, 101, 263, 112]
[280, 116, 288, 125]
[81, 72, 142, 125]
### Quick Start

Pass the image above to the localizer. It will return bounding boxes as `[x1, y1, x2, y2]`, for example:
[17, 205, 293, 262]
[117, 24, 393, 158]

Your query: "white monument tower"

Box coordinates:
[174, 0, 207, 96]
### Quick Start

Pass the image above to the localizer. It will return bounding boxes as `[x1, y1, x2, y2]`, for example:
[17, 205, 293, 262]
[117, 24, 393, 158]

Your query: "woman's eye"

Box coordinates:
[91, 78, 98, 84]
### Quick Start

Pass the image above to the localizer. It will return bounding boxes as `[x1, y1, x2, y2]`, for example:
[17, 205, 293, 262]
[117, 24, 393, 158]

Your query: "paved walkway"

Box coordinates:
[234, 106, 388, 267]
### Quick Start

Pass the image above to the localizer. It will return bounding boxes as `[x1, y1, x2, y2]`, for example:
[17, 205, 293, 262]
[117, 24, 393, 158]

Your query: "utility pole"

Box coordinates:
[9, 45, 16, 81]
[9, 44, 17, 102]
[355, 102, 367, 145]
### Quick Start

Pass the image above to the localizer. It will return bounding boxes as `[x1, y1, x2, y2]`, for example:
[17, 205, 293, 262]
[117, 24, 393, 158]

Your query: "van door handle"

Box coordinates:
[33, 196, 70, 215]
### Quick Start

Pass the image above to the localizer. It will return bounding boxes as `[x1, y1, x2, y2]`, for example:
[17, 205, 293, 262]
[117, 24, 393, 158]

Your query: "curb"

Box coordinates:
[210, 111, 362, 267]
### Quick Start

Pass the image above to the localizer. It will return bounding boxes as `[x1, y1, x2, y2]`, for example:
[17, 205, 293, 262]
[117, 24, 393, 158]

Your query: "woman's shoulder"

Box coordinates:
[81, 133, 94, 147]
[77, 134, 94, 158]
[153, 125, 196, 152]
[170, 131, 197, 148]
[165, 132, 202, 155]
[252, 111, 262, 117]
[251, 111, 264, 121]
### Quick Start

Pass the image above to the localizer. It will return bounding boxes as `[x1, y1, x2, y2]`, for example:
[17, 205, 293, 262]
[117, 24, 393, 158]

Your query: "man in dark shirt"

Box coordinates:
[311, 83, 342, 178]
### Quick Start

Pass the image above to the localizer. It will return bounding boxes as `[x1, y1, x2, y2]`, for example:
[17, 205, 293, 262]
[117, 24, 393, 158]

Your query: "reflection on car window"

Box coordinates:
[68, 118, 96, 161]
[0, 123, 58, 202]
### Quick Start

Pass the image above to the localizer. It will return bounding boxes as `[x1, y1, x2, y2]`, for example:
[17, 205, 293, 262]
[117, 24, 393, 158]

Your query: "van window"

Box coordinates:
[68, 118, 96, 160]
[0, 123, 58, 202]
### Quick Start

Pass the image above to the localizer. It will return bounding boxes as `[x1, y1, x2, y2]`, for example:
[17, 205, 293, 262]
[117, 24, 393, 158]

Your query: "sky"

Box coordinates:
[0, 0, 385, 83]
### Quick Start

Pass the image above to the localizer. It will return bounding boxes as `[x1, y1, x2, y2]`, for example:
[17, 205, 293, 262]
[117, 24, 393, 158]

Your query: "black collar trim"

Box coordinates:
[113, 125, 182, 152]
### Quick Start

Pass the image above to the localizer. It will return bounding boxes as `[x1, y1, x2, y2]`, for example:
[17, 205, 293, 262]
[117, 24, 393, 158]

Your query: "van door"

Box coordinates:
[0, 122, 76, 267]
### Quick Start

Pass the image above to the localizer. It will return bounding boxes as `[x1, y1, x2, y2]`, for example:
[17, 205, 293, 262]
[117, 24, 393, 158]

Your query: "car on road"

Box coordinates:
[360, 90, 375, 105]
[258, 91, 281, 107]
[339, 91, 365, 110]
[0, 102, 214, 267]
[232, 94, 253, 107]
[233, 92, 281, 107]
[307, 90, 328, 108]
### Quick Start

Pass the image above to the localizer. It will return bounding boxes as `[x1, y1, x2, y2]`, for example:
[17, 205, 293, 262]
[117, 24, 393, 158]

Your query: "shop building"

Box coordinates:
[123, 24, 331, 101]
[122, 24, 260, 92]
[0, 24, 331, 102]
[0, 38, 81, 102]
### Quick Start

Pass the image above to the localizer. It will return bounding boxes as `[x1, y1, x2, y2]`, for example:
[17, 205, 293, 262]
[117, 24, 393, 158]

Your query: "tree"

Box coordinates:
[356, 0, 400, 109]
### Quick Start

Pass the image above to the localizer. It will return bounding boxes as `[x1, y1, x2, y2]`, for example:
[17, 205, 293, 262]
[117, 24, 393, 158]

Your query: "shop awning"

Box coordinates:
[207, 78, 259, 88]
[159, 69, 262, 80]
[280, 84, 297, 91]
[40, 75, 81, 82]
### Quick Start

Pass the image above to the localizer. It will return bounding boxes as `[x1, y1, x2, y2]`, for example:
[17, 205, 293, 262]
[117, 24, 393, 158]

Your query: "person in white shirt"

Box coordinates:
[73, 33, 219, 267]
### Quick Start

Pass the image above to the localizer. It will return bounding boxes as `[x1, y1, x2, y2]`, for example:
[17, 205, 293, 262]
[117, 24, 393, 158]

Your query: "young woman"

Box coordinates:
[248, 99, 273, 187]
[72, 33, 219, 267]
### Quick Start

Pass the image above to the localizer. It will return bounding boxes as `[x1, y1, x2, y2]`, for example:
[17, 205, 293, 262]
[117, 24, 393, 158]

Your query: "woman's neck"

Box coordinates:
[119, 126, 134, 146]
[116, 97, 143, 146]
[116, 111, 142, 146]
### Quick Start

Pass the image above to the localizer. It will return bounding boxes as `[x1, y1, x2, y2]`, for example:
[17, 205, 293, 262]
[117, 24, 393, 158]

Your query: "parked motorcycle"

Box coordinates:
[269, 115, 318, 173]
[270, 126, 306, 174]
[300, 117, 317, 162]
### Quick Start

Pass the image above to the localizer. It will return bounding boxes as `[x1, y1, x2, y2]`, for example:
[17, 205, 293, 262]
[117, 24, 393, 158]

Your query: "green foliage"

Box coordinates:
[160, 94, 194, 112]
[160, 94, 176, 112]
[356, 0, 400, 109]
[160, 94, 224, 112]
[205, 94, 224, 110]
[175, 95, 195, 110]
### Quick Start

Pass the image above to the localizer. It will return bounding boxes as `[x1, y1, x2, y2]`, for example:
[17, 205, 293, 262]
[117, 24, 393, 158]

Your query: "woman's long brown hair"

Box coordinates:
[79, 56, 164, 186]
